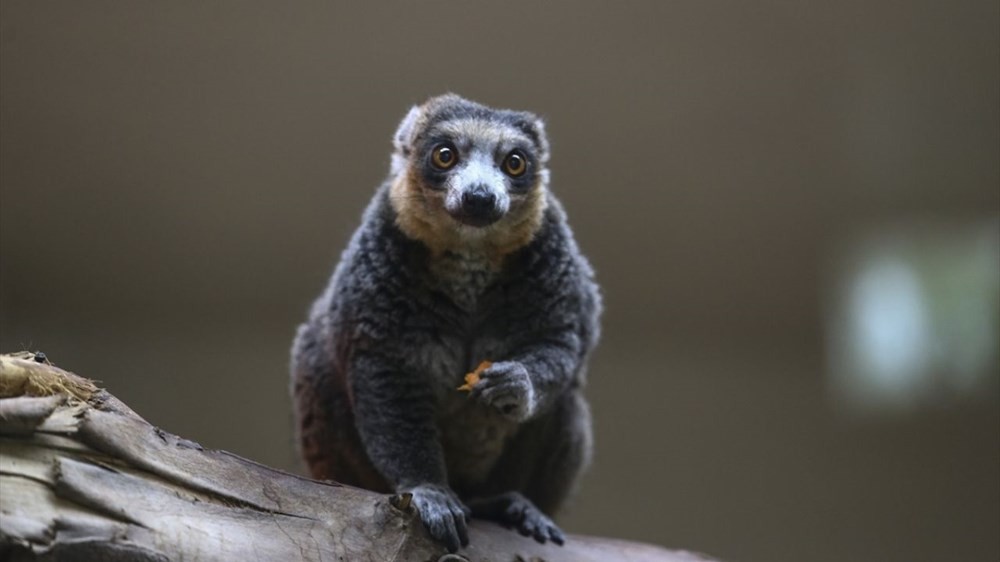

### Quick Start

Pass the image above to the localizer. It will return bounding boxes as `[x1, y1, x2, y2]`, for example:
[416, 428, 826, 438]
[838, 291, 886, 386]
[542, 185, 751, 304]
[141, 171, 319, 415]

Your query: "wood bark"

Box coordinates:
[0, 353, 718, 562]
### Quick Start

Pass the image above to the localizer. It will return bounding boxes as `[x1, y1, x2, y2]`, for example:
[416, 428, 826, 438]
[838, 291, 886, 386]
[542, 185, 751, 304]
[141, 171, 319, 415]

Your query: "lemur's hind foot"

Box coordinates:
[468, 491, 565, 545]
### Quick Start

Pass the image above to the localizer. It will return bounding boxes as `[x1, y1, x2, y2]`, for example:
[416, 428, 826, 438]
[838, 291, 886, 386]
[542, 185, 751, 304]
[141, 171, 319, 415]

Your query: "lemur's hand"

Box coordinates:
[470, 360, 535, 422]
[402, 483, 470, 553]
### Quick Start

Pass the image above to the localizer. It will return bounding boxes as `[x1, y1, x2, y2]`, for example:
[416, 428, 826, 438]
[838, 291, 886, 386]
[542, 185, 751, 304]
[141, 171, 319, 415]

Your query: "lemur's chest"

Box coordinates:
[412, 254, 511, 400]
[426, 250, 501, 312]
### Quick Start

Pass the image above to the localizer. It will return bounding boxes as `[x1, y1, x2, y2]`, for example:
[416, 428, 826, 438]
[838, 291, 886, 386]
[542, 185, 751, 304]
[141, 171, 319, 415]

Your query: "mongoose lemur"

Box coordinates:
[291, 94, 601, 552]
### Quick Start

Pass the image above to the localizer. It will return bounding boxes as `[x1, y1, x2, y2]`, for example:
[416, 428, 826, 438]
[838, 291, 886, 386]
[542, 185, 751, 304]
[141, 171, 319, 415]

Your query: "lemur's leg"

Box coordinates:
[468, 391, 592, 544]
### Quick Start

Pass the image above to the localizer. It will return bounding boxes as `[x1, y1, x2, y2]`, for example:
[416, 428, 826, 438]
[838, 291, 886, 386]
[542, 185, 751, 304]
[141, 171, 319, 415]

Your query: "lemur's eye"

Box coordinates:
[503, 150, 527, 177]
[431, 144, 458, 170]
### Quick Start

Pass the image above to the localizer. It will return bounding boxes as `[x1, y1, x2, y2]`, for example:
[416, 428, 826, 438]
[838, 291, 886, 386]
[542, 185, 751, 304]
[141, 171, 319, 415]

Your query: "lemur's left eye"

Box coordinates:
[503, 150, 527, 177]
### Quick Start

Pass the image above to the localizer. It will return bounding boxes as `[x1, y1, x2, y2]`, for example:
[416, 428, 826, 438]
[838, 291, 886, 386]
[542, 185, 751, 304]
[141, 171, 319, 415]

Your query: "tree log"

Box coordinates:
[0, 353, 718, 561]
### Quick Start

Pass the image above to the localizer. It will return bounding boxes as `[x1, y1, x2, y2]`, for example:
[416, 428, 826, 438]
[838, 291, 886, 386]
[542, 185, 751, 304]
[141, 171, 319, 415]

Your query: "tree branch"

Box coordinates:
[0, 352, 718, 561]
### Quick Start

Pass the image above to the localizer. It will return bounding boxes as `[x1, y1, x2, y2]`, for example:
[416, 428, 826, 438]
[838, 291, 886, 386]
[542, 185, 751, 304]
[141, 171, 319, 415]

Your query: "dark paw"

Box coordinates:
[469, 492, 565, 545]
[403, 483, 470, 553]
[470, 361, 535, 422]
[505, 497, 565, 545]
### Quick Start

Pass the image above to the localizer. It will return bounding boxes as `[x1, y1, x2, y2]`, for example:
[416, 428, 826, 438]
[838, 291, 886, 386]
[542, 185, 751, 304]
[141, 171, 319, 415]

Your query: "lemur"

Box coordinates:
[290, 94, 601, 553]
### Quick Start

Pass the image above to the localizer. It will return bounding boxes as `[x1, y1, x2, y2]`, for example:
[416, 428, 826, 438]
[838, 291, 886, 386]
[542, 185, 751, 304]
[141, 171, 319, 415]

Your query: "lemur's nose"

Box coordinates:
[461, 186, 497, 214]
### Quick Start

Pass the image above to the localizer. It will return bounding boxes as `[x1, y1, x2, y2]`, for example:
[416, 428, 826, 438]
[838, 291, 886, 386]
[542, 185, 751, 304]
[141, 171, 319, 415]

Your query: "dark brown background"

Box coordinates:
[2, 2, 998, 561]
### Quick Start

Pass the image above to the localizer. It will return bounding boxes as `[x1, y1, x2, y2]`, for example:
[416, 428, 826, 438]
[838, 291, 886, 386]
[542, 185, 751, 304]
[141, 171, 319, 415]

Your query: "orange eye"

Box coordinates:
[503, 151, 527, 177]
[431, 144, 458, 170]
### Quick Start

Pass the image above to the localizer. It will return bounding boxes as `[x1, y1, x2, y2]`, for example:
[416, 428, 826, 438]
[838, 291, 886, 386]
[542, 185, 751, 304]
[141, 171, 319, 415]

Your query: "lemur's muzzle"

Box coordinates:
[450, 184, 503, 227]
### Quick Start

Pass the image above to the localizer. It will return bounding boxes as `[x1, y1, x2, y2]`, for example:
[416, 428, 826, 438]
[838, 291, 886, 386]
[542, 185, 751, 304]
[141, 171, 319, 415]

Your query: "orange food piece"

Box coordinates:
[457, 360, 493, 391]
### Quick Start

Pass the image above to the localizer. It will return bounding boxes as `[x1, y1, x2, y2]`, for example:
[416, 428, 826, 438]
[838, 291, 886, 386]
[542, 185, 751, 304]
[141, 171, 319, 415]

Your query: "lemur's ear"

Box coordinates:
[530, 117, 551, 164]
[513, 113, 550, 164]
[393, 105, 422, 156]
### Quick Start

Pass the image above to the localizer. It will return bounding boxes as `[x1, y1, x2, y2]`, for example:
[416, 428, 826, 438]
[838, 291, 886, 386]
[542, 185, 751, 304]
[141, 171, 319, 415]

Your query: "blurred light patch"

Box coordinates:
[826, 220, 1000, 414]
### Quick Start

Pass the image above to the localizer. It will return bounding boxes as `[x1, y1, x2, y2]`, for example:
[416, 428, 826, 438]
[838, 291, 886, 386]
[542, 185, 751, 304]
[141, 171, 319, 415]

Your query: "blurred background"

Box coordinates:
[2, 2, 997, 561]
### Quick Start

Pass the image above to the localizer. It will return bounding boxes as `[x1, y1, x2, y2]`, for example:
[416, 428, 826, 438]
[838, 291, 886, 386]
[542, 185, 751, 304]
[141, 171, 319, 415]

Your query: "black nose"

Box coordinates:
[461, 187, 497, 214]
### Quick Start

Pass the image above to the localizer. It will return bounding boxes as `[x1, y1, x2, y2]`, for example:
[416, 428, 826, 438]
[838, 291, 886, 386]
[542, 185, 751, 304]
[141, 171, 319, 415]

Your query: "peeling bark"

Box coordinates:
[0, 353, 718, 562]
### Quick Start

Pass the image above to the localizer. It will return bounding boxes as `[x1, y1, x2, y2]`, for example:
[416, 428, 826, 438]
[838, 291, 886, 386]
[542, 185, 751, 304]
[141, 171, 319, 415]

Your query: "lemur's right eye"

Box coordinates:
[431, 144, 458, 170]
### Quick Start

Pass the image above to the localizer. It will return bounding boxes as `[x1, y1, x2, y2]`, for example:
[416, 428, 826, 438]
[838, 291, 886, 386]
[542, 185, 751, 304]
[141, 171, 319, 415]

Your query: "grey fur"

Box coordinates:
[290, 94, 601, 553]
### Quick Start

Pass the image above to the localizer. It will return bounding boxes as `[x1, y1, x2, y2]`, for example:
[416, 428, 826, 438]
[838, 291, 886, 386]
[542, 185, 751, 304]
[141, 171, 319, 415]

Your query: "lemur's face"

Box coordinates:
[390, 95, 550, 255]
[416, 118, 543, 228]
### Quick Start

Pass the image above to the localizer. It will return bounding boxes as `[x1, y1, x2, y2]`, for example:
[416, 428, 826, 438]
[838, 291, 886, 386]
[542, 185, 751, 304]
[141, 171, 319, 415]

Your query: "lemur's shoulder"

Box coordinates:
[514, 194, 594, 273]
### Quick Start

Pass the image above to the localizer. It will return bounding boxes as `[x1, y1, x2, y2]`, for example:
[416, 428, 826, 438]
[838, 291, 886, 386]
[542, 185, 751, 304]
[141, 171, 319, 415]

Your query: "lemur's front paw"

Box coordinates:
[470, 361, 535, 422]
[402, 483, 470, 553]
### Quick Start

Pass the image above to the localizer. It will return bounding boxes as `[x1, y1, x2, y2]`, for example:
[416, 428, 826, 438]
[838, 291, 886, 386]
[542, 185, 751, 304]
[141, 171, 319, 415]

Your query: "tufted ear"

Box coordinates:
[530, 117, 551, 164]
[392, 105, 422, 156]
[512, 112, 550, 164]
